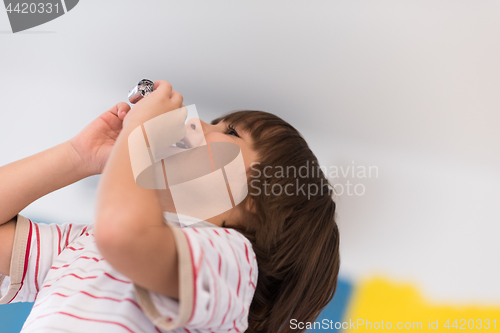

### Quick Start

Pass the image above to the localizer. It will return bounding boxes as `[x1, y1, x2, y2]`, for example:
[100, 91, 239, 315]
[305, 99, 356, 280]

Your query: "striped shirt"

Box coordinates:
[0, 213, 258, 333]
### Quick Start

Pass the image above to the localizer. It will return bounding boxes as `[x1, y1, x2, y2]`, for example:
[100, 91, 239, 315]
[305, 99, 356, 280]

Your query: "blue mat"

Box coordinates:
[0, 302, 34, 332]
[307, 278, 353, 332]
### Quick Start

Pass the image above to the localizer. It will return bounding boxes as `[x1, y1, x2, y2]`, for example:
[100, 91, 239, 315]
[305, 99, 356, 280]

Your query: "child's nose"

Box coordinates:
[186, 118, 203, 133]
[183, 118, 206, 148]
[195, 119, 211, 132]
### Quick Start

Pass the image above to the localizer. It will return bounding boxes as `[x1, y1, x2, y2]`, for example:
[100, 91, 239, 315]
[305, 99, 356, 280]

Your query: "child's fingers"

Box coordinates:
[153, 80, 183, 109]
[108, 102, 130, 117]
[153, 80, 173, 97]
[170, 90, 184, 108]
[115, 102, 131, 121]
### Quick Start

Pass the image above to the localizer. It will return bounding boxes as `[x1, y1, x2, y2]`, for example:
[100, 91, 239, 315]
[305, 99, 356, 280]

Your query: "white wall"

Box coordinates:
[1, 0, 499, 304]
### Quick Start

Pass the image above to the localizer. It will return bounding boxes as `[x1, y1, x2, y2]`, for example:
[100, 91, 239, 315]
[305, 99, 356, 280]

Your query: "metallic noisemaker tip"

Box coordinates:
[128, 79, 155, 104]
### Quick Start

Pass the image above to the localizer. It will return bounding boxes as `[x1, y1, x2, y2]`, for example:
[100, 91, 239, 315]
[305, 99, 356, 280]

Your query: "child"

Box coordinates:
[0, 80, 340, 332]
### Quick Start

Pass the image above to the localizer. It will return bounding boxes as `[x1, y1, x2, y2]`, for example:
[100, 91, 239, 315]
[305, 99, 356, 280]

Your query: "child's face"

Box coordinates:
[193, 118, 259, 173]
[201, 119, 260, 227]
[159, 118, 258, 228]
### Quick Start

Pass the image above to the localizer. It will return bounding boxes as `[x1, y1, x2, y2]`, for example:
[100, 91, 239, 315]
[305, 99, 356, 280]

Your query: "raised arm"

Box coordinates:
[0, 102, 131, 276]
[0, 141, 86, 275]
[0, 141, 87, 225]
[94, 80, 184, 300]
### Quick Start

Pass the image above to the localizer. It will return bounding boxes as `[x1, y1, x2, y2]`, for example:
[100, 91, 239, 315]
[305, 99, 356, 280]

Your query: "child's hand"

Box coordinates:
[68, 102, 131, 175]
[122, 80, 184, 130]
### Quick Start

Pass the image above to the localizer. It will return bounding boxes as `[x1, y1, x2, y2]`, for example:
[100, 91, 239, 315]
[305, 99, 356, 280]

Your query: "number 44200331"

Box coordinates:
[444, 319, 496, 329]
[6, 3, 60, 14]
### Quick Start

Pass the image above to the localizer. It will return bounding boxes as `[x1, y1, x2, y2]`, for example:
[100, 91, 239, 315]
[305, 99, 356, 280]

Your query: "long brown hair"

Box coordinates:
[211, 110, 340, 333]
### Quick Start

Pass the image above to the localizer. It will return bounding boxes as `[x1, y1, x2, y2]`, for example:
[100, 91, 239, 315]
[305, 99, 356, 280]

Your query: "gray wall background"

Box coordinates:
[1, 0, 499, 304]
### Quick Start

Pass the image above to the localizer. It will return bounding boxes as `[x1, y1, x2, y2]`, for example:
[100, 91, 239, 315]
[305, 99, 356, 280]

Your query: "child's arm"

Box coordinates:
[94, 80, 184, 300]
[0, 142, 89, 276]
[0, 142, 87, 226]
[0, 102, 131, 276]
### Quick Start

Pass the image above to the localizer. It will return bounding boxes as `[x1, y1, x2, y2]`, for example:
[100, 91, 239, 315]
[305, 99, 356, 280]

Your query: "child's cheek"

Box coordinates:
[205, 132, 232, 144]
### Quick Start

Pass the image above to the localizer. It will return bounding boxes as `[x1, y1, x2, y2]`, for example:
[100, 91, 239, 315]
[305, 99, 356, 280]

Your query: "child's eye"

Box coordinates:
[225, 124, 240, 138]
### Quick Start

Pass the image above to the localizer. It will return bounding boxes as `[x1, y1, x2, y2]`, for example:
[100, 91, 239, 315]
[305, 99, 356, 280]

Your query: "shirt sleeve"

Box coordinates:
[0, 214, 89, 304]
[134, 222, 259, 332]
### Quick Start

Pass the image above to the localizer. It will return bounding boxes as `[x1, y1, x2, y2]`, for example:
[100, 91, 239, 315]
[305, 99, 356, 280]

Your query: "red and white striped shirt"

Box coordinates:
[0, 213, 258, 333]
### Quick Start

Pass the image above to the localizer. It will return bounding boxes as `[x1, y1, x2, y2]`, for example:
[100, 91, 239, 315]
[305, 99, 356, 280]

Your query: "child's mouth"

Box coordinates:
[175, 139, 190, 149]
